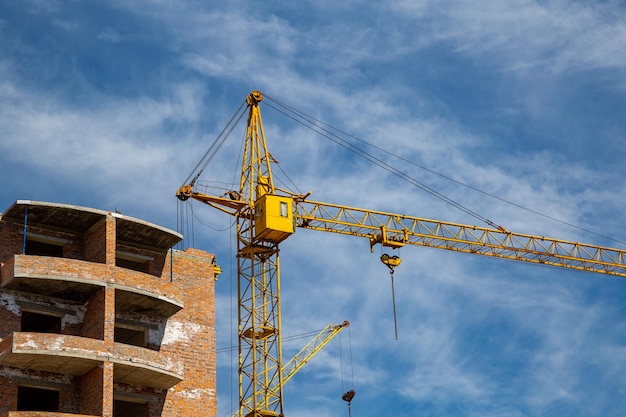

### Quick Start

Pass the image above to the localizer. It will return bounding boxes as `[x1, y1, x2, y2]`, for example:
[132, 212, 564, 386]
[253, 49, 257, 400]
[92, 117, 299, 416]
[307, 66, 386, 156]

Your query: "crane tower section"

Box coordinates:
[177, 91, 298, 417]
[238, 91, 293, 417]
[182, 90, 292, 417]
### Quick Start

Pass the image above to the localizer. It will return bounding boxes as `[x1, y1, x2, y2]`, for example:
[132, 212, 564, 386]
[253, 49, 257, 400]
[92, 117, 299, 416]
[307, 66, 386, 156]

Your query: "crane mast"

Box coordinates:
[178, 90, 626, 417]
[178, 91, 298, 417]
[234, 91, 291, 417]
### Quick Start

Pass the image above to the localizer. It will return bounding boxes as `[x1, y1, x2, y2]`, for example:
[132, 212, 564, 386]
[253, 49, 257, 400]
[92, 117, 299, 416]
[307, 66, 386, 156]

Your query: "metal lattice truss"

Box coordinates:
[237, 215, 284, 417]
[296, 200, 626, 277]
[234, 322, 349, 417]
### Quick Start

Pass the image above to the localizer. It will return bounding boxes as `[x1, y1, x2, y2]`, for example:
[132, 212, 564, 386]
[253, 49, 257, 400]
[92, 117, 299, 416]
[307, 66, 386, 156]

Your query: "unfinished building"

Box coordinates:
[0, 200, 218, 417]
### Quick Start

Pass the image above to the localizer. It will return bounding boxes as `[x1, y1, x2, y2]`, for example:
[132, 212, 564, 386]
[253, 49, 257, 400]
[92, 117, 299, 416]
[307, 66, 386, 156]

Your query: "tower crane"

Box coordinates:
[177, 90, 626, 417]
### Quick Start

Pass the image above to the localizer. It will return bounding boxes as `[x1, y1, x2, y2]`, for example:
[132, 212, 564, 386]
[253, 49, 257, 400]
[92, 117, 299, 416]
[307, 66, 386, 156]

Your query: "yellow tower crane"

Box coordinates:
[177, 90, 626, 417]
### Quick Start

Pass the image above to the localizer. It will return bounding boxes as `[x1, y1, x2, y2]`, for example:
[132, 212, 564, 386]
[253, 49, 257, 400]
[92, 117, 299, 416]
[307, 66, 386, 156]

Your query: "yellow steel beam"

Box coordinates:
[296, 200, 626, 277]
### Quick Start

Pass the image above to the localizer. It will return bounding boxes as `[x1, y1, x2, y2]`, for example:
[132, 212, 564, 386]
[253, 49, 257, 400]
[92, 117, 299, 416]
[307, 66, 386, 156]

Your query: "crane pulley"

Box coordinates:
[380, 253, 402, 271]
[177, 90, 626, 417]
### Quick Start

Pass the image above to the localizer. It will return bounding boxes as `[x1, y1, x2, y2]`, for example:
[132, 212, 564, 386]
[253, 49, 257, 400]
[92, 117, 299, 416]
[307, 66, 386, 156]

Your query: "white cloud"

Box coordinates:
[391, 0, 626, 73]
[2, 2, 626, 416]
[97, 27, 124, 43]
[0, 67, 211, 217]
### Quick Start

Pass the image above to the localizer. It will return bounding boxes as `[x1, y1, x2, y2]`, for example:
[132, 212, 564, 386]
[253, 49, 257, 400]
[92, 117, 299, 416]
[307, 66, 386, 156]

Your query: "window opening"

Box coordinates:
[113, 399, 148, 417]
[116, 251, 153, 273]
[21, 310, 62, 334]
[115, 257, 147, 273]
[280, 201, 288, 217]
[17, 386, 60, 412]
[114, 326, 147, 347]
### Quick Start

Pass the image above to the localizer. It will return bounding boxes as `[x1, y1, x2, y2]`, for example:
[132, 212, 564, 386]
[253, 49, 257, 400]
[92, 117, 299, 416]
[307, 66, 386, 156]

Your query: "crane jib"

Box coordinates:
[294, 200, 626, 277]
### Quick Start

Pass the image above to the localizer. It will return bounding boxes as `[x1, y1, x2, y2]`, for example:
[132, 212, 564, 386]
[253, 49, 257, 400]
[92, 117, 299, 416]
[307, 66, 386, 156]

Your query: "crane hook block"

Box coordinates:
[342, 389, 356, 403]
[381, 253, 402, 271]
[176, 185, 193, 201]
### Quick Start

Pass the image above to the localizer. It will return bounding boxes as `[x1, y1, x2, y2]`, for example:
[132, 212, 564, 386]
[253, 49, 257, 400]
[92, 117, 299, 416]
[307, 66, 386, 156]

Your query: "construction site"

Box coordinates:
[1, 91, 626, 417]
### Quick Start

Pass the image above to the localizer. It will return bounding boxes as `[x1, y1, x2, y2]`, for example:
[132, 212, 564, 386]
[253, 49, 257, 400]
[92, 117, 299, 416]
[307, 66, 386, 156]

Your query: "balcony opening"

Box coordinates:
[17, 385, 60, 412]
[116, 250, 152, 274]
[115, 257, 147, 273]
[25, 239, 63, 257]
[115, 325, 147, 348]
[113, 399, 148, 417]
[21, 310, 62, 334]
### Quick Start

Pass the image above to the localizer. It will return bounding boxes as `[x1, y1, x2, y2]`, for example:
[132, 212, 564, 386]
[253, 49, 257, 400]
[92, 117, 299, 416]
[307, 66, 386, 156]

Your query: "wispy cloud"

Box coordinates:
[2, 2, 625, 417]
[390, 0, 626, 73]
[97, 27, 125, 43]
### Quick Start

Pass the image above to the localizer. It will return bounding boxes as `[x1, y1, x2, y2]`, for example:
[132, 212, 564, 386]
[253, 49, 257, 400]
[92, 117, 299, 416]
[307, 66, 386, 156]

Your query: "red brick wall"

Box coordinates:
[80, 364, 104, 416]
[0, 375, 17, 415]
[0, 222, 21, 264]
[0, 259, 20, 341]
[159, 248, 217, 417]
[85, 219, 107, 264]
[59, 375, 82, 414]
[1, 209, 217, 417]
[83, 289, 106, 340]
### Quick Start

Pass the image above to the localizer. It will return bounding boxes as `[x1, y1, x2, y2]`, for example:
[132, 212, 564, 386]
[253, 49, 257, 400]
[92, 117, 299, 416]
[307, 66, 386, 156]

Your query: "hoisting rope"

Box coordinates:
[262, 94, 626, 244]
[339, 327, 356, 417]
[176, 198, 196, 248]
[262, 94, 501, 230]
[381, 254, 402, 340]
[177, 99, 247, 247]
[181, 100, 247, 188]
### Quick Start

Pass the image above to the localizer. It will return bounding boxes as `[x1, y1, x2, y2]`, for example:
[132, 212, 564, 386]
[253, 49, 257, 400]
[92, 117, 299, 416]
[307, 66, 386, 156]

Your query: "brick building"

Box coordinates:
[0, 200, 218, 417]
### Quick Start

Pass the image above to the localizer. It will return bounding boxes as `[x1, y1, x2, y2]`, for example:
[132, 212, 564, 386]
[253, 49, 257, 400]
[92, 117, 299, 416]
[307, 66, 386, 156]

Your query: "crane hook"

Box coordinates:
[381, 254, 401, 340]
[342, 389, 356, 417]
[380, 253, 402, 272]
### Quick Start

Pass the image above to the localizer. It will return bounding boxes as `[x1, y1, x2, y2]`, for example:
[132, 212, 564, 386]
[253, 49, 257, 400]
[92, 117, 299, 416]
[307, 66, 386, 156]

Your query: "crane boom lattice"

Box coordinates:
[296, 200, 626, 277]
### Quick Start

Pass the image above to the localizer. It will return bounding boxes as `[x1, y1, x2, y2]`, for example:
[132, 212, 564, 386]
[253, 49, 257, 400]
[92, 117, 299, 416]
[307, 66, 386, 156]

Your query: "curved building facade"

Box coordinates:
[0, 200, 218, 417]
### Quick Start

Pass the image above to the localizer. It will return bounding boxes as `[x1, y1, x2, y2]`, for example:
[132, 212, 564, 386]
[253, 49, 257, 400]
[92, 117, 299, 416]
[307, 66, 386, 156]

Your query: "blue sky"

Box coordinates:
[2, 1, 626, 416]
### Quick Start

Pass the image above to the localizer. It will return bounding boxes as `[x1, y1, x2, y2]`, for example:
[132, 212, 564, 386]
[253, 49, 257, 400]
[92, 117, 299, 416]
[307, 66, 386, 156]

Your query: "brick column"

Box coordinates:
[102, 362, 114, 417]
[0, 376, 17, 417]
[105, 215, 116, 268]
[103, 287, 116, 348]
